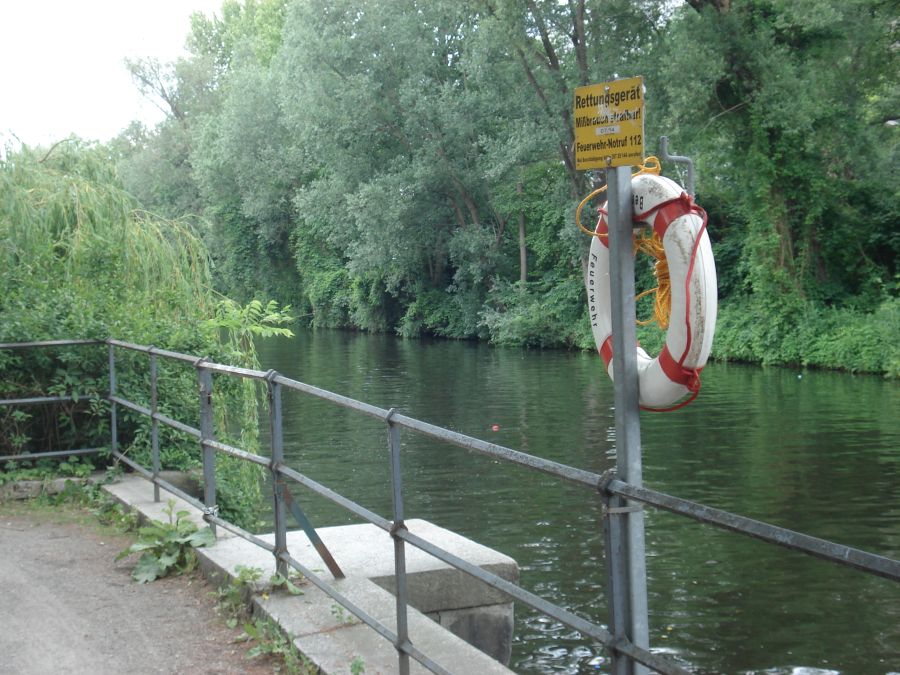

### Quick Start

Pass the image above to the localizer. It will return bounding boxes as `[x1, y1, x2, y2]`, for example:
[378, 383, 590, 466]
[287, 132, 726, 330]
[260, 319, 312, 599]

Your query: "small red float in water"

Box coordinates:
[491, 424, 500, 432]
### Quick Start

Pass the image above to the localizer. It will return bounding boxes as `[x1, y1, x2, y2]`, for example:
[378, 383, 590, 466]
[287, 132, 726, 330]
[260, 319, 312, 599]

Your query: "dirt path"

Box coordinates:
[0, 502, 277, 675]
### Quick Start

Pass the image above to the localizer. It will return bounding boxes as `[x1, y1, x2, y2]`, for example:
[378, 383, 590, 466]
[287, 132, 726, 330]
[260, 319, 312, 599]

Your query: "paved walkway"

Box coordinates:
[0, 505, 276, 675]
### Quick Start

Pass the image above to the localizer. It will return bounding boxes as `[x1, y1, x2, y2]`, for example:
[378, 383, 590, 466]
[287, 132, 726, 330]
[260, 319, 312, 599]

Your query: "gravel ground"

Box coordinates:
[0, 501, 280, 675]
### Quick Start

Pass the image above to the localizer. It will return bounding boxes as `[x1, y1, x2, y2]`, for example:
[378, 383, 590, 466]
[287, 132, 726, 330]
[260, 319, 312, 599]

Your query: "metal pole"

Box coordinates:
[150, 349, 160, 502]
[606, 166, 650, 674]
[387, 409, 410, 675]
[658, 137, 695, 196]
[268, 374, 289, 578]
[108, 343, 118, 458]
[601, 479, 631, 675]
[197, 364, 216, 535]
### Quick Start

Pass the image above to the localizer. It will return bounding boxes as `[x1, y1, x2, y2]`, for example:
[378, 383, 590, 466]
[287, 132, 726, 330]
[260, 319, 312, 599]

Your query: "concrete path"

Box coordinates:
[0, 505, 276, 675]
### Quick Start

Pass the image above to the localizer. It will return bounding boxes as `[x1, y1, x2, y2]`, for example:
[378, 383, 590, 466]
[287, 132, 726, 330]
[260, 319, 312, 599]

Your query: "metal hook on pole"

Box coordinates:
[659, 136, 695, 196]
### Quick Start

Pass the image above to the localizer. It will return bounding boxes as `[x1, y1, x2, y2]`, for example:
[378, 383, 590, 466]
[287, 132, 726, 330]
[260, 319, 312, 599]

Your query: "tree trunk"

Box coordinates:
[518, 182, 527, 283]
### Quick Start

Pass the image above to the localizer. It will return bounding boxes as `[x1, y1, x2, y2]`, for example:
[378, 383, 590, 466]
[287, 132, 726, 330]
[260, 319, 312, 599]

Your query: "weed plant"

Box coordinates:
[116, 500, 216, 583]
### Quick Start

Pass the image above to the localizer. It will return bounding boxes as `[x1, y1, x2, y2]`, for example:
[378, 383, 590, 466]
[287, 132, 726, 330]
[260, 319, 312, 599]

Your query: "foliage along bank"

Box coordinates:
[106, 0, 896, 375]
[0, 143, 293, 528]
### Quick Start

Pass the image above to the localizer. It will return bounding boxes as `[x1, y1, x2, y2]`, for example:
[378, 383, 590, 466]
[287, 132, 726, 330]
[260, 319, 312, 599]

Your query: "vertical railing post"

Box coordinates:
[605, 165, 650, 674]
[386, 408, 410, 675]
[149, 348, 160, 502]
[197, 361, 216, 535]
[267, 371, 288, 578]
[600, 471, 631, 672]
[107, 342, 118, 458]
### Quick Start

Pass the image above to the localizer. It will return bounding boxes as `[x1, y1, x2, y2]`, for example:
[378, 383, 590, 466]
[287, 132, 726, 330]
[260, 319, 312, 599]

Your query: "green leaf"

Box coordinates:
[157, 552, 179, 570]
[187, 526, 216, 548]
[133, 553, 163, 583]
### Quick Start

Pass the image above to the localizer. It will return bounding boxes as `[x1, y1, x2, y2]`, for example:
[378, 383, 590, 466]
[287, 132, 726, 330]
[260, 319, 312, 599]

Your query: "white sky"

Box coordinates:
[0, 0, 223, 148]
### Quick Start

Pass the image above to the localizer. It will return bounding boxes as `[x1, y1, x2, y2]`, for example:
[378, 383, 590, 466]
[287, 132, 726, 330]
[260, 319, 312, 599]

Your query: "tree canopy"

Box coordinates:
[110, 0, 898, 373]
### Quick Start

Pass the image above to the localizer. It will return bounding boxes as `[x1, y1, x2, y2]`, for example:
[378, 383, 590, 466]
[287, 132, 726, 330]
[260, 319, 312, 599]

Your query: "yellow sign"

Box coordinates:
[574, 76, 644, 169]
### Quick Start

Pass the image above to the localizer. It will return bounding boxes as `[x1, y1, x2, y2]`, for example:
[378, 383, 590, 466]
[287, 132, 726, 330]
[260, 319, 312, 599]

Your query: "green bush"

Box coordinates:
[480, 276, 590, 349]
[713, 295, 899, 375]
[0, 142, 292, 530]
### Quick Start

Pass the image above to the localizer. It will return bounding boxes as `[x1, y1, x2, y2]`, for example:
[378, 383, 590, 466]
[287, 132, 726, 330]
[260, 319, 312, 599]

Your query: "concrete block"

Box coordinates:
[201, 518, 517, 608]
[103, 475, 519, 672]
[103, 475, 225, 536]
[432, 603, 514, 664]
[255, 577, 512, 675]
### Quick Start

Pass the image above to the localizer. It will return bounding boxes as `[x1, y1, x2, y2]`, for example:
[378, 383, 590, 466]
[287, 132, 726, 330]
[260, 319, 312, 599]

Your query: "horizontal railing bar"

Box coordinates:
[276, 461, 674, 671]
[109, 395, 151, 417]
[0, 339, 101, 349]
[277, 464, 392, 531]
[0, 394, 94, 407]
[273, 374, 388, 418]
[607, 479, 900, 582]
[107, 340, 198, 365]
[1, 448, 104, 463]
[108, 395, 201, 439]
[108, 340, 266, 379]
[154, 412, 202, 439]
[202, 362, 268, 380]
[205, 513, 276, 553]
[145, 346, 199, 364]
[202, 439, 270, 468]
[396, 529, 687, 675]
[106, 339, 153, 353]
[279, 552, 452, 675]
[272, 374, 602, 489]
[393, 412, 602, 489]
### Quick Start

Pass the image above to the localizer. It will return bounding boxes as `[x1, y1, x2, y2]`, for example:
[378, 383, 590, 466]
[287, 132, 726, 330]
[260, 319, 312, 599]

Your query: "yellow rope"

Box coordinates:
[574, 156, 661, 238]
[634, 232, 670, 329]
[575, 156, 671, 328]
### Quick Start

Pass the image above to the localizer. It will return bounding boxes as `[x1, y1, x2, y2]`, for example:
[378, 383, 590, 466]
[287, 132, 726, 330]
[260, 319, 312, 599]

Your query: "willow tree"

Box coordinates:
[0, 141, 291, 526]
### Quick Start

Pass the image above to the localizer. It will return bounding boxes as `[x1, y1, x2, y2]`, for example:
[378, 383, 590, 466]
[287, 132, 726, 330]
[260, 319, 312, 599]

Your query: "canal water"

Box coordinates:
[255, 329, 899, 674]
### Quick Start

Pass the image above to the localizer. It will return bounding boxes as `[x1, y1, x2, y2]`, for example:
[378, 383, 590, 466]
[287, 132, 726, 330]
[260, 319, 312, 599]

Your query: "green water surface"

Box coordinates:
[255, 329, 899, 674]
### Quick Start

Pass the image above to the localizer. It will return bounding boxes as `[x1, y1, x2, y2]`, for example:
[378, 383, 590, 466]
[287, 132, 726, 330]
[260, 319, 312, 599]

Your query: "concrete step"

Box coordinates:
[104, 475, 516, 674]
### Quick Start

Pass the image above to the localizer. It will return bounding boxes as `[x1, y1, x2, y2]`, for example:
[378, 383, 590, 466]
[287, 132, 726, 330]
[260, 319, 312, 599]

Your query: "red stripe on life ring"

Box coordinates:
[599, 335, 613, 368]
[658, 345, 702, 392]
[651, 193, 694, 239]
[595, 213, 609, 249]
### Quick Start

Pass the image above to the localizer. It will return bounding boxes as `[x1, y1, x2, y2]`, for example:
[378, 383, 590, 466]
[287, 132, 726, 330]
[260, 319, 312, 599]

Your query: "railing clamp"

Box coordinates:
[202, 504, 219, 518]
[193, 355, 209, 368]
[610, 635, 632, 657]
[385, 407, 397, 424]
[597, 469, 617, 496]
[390, 520, 407, 537]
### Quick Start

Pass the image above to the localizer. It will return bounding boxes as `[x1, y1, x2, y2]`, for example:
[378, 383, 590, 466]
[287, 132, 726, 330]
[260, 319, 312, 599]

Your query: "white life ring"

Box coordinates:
[585, 174, 717, 410]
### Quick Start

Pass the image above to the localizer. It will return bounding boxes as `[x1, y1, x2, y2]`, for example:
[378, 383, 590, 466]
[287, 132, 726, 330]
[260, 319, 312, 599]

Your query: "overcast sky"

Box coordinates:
[0, 0, 222, 149]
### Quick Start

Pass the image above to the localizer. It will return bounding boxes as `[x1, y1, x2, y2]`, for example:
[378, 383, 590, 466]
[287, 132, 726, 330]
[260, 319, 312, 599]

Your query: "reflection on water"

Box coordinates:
[255, 330, 900, 674]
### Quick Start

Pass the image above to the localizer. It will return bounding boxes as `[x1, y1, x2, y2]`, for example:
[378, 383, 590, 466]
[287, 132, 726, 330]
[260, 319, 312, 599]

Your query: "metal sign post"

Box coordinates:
[606, 166, 650, 675]
[574, 76, 650, 673]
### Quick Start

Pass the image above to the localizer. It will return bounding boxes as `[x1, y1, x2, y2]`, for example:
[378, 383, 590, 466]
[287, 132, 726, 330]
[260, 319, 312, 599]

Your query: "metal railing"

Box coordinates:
[2, 339, 898, 675]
